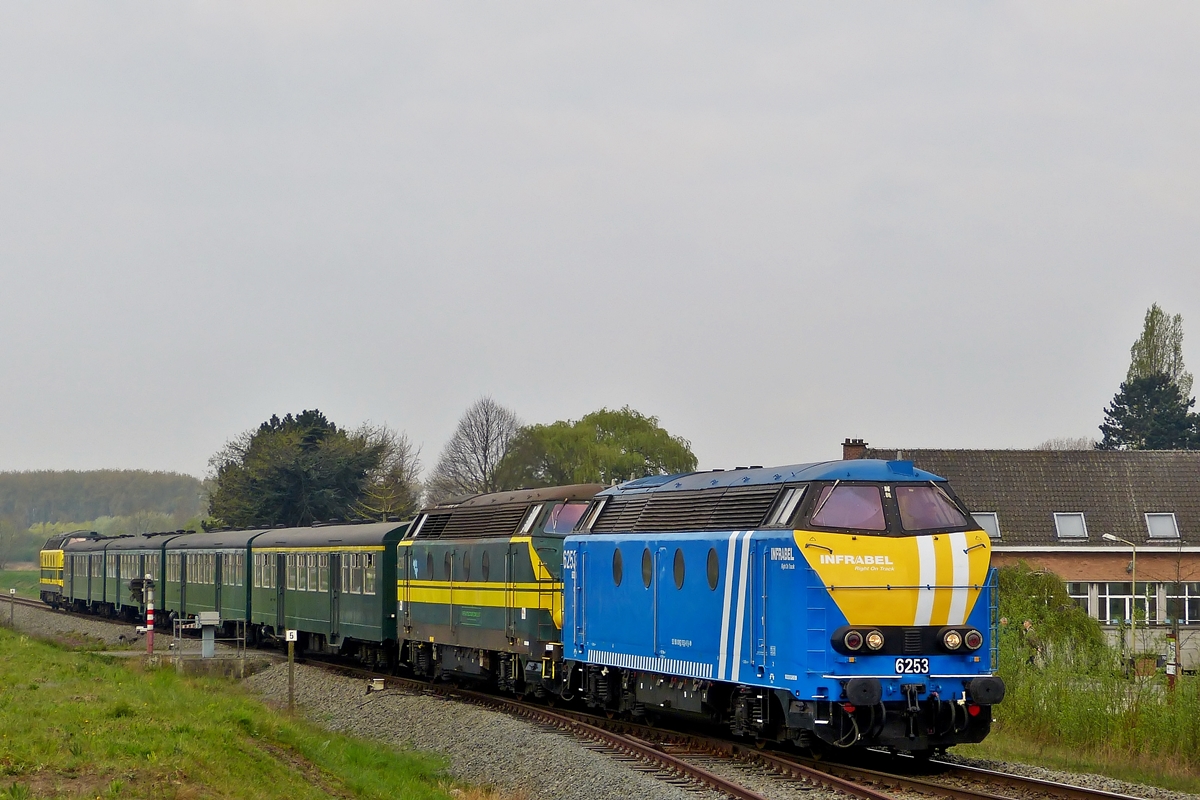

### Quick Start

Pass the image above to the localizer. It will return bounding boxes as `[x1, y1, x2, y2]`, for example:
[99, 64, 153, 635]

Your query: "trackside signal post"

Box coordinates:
[287, 629, 298, 714]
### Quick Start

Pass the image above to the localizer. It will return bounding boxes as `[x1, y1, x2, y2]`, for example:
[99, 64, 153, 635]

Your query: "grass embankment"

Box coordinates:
[0, 627, 499, 799]
[0, 570, 40, 600]
[962, 565, 1200, 793]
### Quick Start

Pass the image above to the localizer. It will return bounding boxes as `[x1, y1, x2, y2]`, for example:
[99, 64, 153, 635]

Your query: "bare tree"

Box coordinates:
[353, 423, 423, 520]
[1034, 437, 1097, 450]
[425, 397, 521, 504]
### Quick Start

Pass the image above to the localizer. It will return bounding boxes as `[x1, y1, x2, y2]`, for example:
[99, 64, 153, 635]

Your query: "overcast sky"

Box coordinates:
[1, 3, 1198, 479]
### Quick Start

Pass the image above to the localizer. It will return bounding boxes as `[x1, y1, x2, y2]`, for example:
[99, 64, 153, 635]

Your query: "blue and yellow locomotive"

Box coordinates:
[561, 459, 1004, 754]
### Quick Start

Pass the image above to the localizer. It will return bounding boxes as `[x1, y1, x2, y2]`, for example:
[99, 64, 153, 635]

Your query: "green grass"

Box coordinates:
[0, 570, 40, 600]
[0, 627, 467, 799]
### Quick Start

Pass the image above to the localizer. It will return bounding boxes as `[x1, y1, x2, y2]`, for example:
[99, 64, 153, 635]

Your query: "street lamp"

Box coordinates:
[1103, 533, 1138, 657]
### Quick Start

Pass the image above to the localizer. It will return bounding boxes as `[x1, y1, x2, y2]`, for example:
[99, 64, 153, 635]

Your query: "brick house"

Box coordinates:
[844, 439, 1200, 668]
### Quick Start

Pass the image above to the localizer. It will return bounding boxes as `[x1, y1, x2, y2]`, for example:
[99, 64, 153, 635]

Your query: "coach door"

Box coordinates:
[329, 553, 341, 642]
[275, 554, 286, 632]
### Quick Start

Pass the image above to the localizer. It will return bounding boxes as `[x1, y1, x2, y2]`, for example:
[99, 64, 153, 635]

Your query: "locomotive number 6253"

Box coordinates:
[895, 657, 930, 674]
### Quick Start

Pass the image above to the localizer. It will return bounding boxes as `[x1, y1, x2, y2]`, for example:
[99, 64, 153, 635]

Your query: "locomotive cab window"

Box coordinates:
[519, 504, 544, 535]
[545, 502, 589, 534]
[810, 484, 886, 531]
[896, 485, 967, 531]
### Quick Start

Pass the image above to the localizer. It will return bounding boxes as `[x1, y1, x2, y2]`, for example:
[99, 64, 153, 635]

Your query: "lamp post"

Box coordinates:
[1103, 533, 1138, 659]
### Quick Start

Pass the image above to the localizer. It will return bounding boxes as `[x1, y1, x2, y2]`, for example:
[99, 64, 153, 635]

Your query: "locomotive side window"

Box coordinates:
[426, 552, 434, 581]
[482, 550, 490, 581]
[444, 552, 453, 581]
[641, 548, 653, 588]
[463, 550, 471, 582]
[896, 485, 967, 531]
[706, 548, 719, 591]
[612, 548, 623, 587]
[673, 548, 685, 589]
[766, 486, 806, 527]
[811, 485, 886, 531]
[519, 504, 544, 535]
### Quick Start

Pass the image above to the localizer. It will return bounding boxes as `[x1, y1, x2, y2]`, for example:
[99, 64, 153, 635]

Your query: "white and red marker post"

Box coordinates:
[145, 573, 154, 654]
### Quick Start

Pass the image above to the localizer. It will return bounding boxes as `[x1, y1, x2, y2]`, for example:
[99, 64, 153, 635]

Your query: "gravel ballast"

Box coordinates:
[245, 662, 726, 800]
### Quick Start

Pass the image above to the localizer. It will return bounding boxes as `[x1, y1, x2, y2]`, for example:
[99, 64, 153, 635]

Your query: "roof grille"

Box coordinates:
[415, 506, 527, 540]
[592, 486, 783, 533]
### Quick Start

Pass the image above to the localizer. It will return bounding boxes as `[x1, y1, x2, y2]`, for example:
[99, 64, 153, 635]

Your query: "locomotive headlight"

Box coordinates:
[964, 629, 984, 650]
[865, 630, 885, 651]
[943, 630, 963, 650]
[843, 630, 864, 651]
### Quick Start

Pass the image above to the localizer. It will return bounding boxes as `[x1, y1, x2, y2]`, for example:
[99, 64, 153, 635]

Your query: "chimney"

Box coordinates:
[842, 438, 867, 460]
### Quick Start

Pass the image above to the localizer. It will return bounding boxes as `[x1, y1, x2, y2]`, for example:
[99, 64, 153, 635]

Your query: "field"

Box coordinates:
[0, 627, 510, 800]
[0, 569, 40, 600]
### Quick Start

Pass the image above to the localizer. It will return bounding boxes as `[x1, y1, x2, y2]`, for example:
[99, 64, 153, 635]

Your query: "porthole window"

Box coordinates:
[444, 552, 453, 581]
[426, 552, 434, 581]
[463, 551, 471, 582]
[641, 548, 653, 588]
[612, 548, 623, 587]
[706, 548, 719, 591]
[482, 550, 490, 581]
[673, 548, 685, 589]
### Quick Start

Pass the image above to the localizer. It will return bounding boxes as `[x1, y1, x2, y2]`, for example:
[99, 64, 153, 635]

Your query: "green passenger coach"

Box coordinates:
[248, 521, 408, 667]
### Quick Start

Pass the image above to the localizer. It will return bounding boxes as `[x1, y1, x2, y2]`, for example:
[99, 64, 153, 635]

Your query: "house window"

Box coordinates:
[1053, 512, 1088, 539]
[1166, 583, 1200, 625]
[1146, 513, 1180, 540]
[1097, 582, 1156, 625]
[1064, 582, 1089, 613]
[972, 512, 1001, 539]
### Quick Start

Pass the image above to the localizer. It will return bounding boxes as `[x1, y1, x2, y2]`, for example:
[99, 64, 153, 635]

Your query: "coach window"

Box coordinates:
[343, 555, 352, 592]
[641, 548, 653, 588]
[319, 555, 329, 592]
[307, 554, 318, 591]
[706, 548, 719, 591]
[811, 485, 886, 531]
[673, 548, 685, 589]
[364, 554, 376, 595]
[482, 550, 491, 581]
[287, 554, 297, 590]
[353, 554, 365, 594]
[297, 555, 308, 591]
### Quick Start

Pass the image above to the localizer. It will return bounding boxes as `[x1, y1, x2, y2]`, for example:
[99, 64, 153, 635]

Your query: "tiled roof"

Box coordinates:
[862, 448, 1200, 547]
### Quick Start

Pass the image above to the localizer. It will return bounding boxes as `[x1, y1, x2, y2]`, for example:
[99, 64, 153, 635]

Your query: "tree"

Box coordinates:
[0, 518, 20, 570]
[207, 410, 387, 527]
[1128, 303, 1193, 398]
[495, 406, 698, 489]
[1033, 437, 1096, 450]
[352, 424, 422, 521]
[1098, 373, 1199, 450]
[424, 398, 521, 503]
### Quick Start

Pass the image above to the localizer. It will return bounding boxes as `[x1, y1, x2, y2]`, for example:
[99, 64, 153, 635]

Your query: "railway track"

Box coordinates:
[4, 598, 1151, 800]
[299, 657, 1146, 800]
